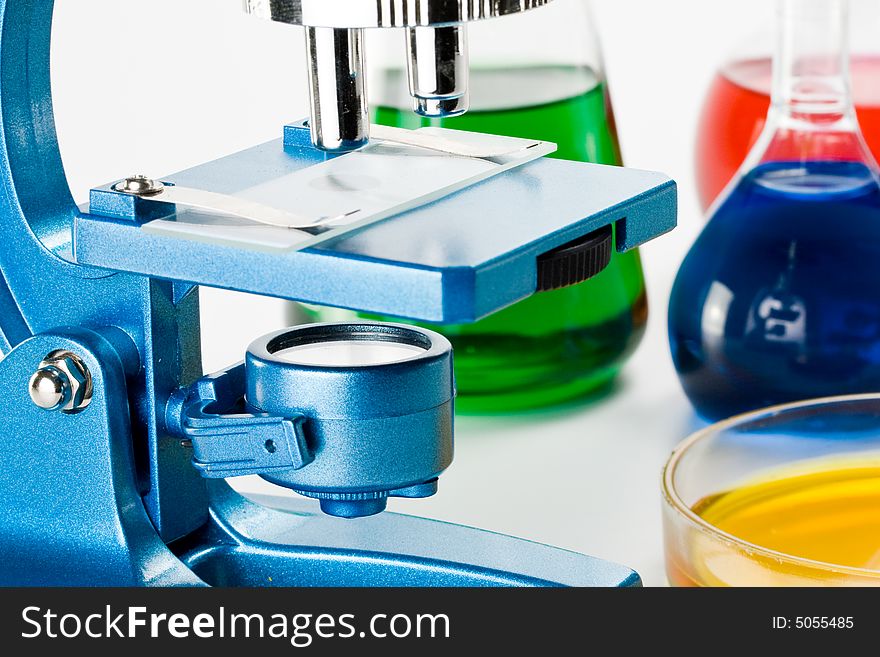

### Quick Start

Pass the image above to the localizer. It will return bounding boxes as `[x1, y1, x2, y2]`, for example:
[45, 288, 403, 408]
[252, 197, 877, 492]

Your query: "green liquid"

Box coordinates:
[319, 67, 647, 412]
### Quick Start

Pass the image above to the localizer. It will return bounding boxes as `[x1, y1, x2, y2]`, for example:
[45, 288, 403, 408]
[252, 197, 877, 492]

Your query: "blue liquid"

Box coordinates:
[669, 160, 880, 421]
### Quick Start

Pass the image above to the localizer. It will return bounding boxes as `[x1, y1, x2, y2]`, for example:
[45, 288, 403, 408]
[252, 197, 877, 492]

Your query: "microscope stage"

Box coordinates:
[79, 123, 676, 323]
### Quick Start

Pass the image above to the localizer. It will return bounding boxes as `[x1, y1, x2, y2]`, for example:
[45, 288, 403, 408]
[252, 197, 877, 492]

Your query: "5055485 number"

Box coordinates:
[795, 617, 854, 629]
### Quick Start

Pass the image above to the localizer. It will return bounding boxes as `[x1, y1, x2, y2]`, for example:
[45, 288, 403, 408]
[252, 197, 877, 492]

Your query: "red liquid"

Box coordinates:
[695, 56, 880, 210]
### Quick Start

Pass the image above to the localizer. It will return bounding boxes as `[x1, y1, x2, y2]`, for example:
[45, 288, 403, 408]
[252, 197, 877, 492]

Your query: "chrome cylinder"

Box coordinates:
[305, 26, 369, 152]
[406, 25, 469, 117]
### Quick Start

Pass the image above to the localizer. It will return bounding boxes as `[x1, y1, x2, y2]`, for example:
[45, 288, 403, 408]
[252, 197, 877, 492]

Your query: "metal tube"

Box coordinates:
[406, 25, 469, 118]
[305, 26, 369, 152]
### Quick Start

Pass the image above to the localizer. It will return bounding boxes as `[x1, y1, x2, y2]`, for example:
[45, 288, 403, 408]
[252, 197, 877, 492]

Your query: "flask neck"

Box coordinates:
[744, 0, 876, 170]
[771, 0, 853, 122]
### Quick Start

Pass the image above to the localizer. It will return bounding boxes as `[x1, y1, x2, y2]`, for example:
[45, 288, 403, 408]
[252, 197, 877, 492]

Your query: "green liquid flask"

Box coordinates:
[311, 0, 648, 412]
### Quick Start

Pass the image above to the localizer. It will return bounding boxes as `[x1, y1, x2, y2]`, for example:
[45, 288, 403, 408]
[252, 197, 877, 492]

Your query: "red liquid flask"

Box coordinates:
[696, 31, 880, 211]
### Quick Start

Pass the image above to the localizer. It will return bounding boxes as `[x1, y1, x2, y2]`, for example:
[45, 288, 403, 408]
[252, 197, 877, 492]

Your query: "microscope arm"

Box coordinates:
[0, 329, 202, 585]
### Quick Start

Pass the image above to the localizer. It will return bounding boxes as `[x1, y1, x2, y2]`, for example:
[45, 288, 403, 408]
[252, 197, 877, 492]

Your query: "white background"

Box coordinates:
[50, 0, 778, 586]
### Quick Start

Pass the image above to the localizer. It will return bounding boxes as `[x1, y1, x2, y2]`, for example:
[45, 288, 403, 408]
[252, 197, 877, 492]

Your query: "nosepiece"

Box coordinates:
[245, 0, 556, 149]
[246, 323, 455, 518]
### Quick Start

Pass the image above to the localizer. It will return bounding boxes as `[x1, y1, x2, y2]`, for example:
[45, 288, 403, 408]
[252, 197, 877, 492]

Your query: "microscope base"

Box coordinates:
[0, 331, 638, 587]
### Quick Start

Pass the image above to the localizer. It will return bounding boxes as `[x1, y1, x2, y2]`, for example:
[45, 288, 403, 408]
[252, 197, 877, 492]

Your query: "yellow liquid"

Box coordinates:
[677, 461, 880, 586]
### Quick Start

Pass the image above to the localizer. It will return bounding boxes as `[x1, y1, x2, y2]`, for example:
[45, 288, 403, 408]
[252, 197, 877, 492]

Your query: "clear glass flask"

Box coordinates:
[669, 0, 880, 422]
[312, 0, 649, 413]
[664, 394, 880, 587]
[695, 0, 880, 210]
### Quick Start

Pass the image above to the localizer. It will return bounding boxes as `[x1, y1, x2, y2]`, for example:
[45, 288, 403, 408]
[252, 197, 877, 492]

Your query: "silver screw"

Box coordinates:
[28, 351, 93, 413]
[29, 366, 71, 411]
[112, 175, 164, 197]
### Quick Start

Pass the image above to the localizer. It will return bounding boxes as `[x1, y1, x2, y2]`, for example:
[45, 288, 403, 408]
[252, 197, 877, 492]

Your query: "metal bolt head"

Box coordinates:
[29, 351, 93, 413]
[112, 175, 164, 197]
[29, 366, 71, 411]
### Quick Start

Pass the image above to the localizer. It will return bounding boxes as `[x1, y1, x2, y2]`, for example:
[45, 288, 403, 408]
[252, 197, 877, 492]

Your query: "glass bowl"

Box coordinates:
[662, 394, 880, 586]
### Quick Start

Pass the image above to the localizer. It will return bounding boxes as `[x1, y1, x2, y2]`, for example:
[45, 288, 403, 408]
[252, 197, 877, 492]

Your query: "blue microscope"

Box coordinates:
[0, 0, 676, 586]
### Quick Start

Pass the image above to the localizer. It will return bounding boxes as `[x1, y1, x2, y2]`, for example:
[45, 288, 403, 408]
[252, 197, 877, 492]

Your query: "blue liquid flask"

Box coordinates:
[669, 0, 880, 421]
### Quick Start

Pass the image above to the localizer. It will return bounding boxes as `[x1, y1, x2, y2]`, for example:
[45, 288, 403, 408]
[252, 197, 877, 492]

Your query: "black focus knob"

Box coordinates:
[536, 224, 614, 293]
